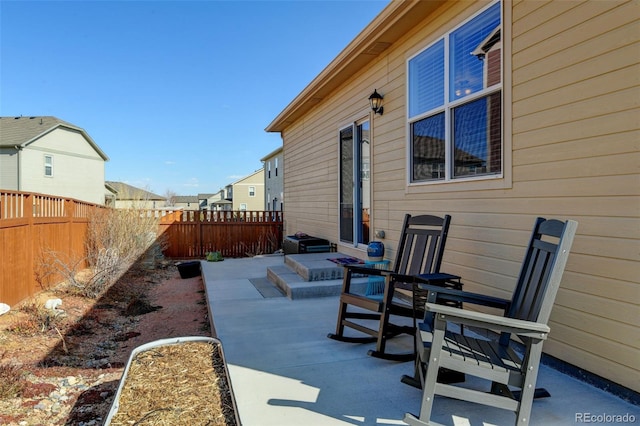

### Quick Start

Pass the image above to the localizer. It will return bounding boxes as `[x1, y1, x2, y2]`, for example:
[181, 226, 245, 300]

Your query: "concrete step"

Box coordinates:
[267, 253, 368, 299]
[283, 252, 352, 281]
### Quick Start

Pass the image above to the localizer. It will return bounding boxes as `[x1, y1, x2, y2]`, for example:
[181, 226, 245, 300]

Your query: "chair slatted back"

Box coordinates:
[394, 214, 451, 277]
[508, 218, 578, 325]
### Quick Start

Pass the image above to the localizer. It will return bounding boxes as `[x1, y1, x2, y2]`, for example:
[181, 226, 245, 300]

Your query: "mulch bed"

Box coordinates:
[109, 340, 236, 425]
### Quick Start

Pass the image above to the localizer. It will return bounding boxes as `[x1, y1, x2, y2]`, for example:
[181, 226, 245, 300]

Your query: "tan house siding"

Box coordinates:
[231, 169, 265, 211]
[510, 0, 640, 392]
[270, 0, 639, 392]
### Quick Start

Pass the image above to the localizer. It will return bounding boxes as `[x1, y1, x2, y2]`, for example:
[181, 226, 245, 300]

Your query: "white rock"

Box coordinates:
[0, 303, 9, 316]
[44, 298, 63, 310]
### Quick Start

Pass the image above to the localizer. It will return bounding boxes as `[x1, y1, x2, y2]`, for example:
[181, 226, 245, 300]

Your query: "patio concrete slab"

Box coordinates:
[201, 255, 638, 426]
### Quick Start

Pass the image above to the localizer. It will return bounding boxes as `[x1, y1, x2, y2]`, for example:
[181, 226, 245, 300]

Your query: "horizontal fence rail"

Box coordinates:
[1, 190, 283, 307]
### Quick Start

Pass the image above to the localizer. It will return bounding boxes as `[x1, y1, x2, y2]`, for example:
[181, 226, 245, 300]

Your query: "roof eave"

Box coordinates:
[265, 0, 445, 133]
[22, 122, 110, 162]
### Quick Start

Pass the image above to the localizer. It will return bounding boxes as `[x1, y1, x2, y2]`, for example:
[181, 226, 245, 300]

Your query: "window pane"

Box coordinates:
[357, 121, 370, 245]
[44, 155, 53, 176]
[409, 39, 444, 117]
[452, 92, 501, 178]
[450, 2, 500, 101]
[412, 112, 446, 181]
[339, 126, 354, 243]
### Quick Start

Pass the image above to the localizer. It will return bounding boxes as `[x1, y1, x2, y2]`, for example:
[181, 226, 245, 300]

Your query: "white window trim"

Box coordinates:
[44, 154, 54, 177]
[337, 114, 372, 249]
[405, 0, 512, 192]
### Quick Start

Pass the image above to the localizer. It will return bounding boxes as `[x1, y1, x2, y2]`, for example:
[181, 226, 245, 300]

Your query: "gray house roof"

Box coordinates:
[198, 193, 216, 199]
[173, 195, 199, 203]
[106, 181, 165, 201]
[0, 116, 109, 161]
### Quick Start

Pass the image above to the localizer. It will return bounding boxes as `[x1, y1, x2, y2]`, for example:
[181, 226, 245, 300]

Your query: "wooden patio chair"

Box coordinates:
[404, 217, 578, 426]
[327, 213, 461, 361]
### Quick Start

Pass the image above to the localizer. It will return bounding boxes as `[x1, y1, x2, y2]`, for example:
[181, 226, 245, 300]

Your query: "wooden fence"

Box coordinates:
[0, 191, 95, 307]
[157, 209, 283, 259]
[0, 190, 283, 307]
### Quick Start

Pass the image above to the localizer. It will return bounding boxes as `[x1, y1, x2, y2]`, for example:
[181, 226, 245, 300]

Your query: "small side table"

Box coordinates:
[364, 259, 391, 297]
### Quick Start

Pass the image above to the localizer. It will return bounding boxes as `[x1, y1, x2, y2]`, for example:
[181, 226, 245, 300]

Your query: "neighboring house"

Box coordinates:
[197, 193, 216, 210]
[200, 190, 232, 211]
[106, 181, 166, 209]
[0, 116, 109, 205]
[266, 1, 639, 395]
[228, 169, 265, 211]
[261, 146, 283, 211]
[172, 195, 200, 211]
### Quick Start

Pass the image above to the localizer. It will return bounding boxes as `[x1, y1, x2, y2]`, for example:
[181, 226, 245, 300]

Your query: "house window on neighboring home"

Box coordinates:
[268, 162, 271, 179]
[249, 186, 255, 197]
[408, 1, 502, 183]
[275, 158, 278, 177]
[240, 203, 247, 211]
[44, 155, 53, 177]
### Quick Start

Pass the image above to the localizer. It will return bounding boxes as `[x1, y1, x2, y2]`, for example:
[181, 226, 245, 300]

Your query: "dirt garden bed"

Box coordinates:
[0, 261, 236, 425]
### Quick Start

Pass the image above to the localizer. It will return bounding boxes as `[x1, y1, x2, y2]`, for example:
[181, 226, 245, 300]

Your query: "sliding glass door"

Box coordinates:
[339, 119, 371, 246]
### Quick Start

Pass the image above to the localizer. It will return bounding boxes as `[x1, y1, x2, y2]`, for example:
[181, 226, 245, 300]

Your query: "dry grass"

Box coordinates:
[0, 352, 24, 399]
[6, 300, 66, 337]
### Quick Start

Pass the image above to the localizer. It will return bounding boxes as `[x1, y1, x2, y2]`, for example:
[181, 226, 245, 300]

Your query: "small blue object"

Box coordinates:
[365, 259, 390, 296]
[367, 241, 385, 261]
[366, 277, 386, 296]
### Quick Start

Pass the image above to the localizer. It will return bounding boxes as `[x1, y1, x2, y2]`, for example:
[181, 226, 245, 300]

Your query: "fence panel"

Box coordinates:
[159, 210, 283, 259]
[0, 191, 96, 306]
[2, 192, 283, 306]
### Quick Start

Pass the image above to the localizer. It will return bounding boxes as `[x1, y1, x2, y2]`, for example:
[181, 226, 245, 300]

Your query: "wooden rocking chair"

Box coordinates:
[404, 217, 578, 426]
[327, 214, 461, 361]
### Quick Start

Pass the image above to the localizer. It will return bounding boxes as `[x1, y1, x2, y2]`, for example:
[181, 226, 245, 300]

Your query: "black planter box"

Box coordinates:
[283, 235, 331, 255]
[177, 261, 201, 279]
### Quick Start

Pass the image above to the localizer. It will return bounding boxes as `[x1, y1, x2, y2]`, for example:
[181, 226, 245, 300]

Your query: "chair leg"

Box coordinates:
[516, 342, 544, 422]
[405, 324, 446, 426]
[328, 269, 380, 343]
[401, 361, 424, 388]
[327, 304, 379, 343]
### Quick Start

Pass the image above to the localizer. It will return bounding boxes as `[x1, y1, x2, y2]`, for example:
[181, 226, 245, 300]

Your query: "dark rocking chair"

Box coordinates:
[327, 213, 460, 361]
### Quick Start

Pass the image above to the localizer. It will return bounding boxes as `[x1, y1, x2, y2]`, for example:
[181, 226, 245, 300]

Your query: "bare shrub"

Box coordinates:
[241, 230, 280, 257]
[37, 205, 167, 298]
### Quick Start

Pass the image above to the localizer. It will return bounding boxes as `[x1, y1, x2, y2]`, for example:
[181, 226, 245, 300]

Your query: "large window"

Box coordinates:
[409, 2, 502, 183]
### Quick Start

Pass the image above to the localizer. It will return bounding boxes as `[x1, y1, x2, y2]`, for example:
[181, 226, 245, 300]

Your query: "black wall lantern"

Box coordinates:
[369, 89, 384, 115]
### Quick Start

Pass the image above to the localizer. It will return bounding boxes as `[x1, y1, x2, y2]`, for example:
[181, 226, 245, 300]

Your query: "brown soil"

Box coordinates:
[0, 262, 222, 425]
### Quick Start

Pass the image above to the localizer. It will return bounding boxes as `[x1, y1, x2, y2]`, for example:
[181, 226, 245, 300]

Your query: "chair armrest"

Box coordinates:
[345, 264, 391, 276]
[425, 303, 550, 338]
[413, 281, 510, 310]
[389, 271, 460, 284]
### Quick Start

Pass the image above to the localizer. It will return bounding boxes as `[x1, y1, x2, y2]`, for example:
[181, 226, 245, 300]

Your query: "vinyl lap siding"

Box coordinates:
[0, 148, 18, 189]
[284, 114, 339, 238]
[280, 0, 639, 392]
[512, 0, 639, 392]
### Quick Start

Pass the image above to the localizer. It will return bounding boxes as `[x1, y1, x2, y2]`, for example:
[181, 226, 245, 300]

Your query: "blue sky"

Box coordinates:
[1, 0, 388, 196]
